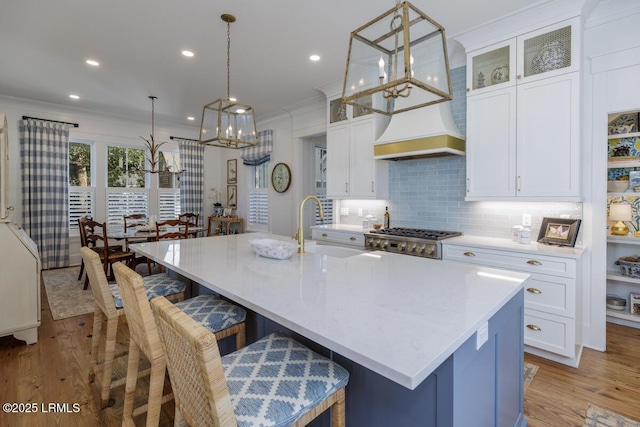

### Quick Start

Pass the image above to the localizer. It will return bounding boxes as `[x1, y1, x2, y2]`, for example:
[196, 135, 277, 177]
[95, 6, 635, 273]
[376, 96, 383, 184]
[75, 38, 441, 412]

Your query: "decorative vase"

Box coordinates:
[531, 40, 567, 74]
[491, 65, 509, 84]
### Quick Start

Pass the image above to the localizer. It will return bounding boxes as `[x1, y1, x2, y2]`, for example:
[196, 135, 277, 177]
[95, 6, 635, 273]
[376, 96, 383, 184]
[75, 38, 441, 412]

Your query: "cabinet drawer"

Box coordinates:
[311, 229, 364, 248]
[524, 309, 575, 357]
[443, 245, 576, 277]
[524, 275, 575, 317]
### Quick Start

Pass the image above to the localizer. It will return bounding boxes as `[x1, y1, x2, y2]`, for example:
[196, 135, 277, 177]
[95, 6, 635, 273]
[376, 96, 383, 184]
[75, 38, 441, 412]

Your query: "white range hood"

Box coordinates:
[373, 99, 465, 161]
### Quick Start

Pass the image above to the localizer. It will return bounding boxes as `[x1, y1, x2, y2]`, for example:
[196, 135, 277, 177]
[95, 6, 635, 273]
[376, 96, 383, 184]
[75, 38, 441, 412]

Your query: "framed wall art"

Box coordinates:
[227, 185, 237, 207]
[536, 217, 581, 247]
[227, 159, 237, 184]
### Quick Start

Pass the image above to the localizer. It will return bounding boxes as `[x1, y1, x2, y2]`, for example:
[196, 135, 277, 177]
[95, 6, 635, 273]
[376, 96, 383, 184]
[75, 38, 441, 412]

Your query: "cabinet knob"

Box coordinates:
[526, 287, 542, 294]
[527, 260, 542, 266]
[526, 324, 542, 331]
[517, 74, 523, 80]
[466, 88, 470, 92]
[322, 233, 328, 237]
[463, 251, 476, 257]
[349, 236, 356, 241]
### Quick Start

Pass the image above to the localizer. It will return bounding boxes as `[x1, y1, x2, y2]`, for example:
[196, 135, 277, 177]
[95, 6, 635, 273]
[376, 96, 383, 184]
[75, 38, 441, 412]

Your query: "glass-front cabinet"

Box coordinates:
[466, 17, 579, 95]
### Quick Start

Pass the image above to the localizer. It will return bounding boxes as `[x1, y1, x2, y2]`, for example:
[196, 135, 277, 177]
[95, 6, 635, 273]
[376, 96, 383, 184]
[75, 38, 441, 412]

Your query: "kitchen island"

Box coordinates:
[131, 233, 530, 426]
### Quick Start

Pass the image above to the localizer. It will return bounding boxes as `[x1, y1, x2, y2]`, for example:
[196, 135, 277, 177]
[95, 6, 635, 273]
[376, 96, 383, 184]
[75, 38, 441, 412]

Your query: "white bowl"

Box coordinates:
[607, 180, 629, 192]
[249, 239, 299, 260]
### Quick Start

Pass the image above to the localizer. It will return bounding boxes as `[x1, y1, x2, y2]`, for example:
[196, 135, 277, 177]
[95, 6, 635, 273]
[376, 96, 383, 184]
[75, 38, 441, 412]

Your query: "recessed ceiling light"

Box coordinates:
[309, 54, 320, 61]
[86, 59, 99, 66]
[187, 116, 195, 121]
[182, 50, 194, 57]
[69, 94, 80, 100]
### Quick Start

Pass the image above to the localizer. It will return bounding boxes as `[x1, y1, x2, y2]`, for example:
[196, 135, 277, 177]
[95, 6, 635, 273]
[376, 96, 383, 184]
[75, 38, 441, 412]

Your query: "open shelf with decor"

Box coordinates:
[606, 110, 640, 329]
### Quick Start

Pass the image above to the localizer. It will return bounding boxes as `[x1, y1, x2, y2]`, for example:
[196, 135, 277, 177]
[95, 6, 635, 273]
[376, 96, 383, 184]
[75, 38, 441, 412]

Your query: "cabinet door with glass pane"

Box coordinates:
[466, 39, 516, 95]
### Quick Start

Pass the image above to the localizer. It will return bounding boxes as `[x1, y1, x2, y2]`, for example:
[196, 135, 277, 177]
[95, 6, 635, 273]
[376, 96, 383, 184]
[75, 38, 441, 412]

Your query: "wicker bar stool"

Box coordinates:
[112, 262, 246, 427]
[151, 295, 349, 427]
[81, 247, 186, 408]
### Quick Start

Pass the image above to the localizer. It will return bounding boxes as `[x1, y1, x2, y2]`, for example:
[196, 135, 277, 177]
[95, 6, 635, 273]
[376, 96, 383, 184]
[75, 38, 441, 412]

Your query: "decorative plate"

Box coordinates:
[608, 114, 638, 134]
[491, 65, 509, 84]
[531, 40, 567, 74]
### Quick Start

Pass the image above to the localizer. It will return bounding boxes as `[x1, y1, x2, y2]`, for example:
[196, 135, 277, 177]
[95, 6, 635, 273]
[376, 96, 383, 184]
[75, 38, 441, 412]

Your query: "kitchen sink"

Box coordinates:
[305, 244, 364, 259]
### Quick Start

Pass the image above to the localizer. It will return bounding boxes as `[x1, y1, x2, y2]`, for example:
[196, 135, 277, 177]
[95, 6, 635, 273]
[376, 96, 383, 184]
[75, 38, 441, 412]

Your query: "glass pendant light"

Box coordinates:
[199, 13, 258, 149]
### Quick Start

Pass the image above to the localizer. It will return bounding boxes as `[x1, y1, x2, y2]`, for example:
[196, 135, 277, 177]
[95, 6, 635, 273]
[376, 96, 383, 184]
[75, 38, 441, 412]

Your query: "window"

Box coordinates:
[253, 161, 269, 189]
[248, 192, 269, 229]
[158, 150, 181, 189]
[158, 191, 181, 221]
[107, 145, 148, 224]
[107, 145, 146, 188]
[314, 146, 332, 224]
[68, 140, 95, 230]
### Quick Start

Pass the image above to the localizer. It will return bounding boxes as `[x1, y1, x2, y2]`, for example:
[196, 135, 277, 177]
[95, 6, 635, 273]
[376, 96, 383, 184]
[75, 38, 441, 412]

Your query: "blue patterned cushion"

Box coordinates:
[109, 273, 186, 308]
[174, 295, 246, 333]
[221, 332, 349, 427]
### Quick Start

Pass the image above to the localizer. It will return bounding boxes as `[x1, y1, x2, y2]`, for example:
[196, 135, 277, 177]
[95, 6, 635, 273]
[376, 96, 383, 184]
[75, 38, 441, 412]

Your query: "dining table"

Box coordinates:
[108, 225, 207, 246]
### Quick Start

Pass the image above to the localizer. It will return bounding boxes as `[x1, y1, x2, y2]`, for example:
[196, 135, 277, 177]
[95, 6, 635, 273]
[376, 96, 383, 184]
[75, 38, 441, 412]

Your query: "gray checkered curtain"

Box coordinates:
[178, 139, 204, 220]
[20, 119, 70, 269]
[241, 129, 273, 166]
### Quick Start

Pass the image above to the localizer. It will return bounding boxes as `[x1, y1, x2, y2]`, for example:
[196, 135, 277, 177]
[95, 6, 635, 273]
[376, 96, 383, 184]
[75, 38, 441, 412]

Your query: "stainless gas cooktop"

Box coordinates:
[364, 227, 462, 259]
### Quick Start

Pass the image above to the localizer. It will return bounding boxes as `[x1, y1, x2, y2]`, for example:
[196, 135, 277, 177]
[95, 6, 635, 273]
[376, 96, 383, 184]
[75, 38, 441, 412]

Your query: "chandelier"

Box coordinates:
[199, 13, 258, 149]
[139, 96, 184, 174]
[341, 1, 453, 115]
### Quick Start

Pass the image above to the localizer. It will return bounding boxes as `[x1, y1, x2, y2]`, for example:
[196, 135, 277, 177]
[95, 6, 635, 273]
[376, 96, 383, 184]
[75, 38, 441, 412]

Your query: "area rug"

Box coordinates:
[584, 403, 640, 427]
[42, 266, 95, 320]
[524, 362, 538, 392]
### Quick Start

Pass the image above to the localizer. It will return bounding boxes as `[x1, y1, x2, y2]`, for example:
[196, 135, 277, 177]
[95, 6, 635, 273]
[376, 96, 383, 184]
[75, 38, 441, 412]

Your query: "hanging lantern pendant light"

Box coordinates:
[199, 13, 258, 149]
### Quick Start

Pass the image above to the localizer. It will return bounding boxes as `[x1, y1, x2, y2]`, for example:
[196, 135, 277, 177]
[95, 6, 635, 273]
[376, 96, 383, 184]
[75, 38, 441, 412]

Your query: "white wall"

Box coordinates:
[583, 0, 640, 350]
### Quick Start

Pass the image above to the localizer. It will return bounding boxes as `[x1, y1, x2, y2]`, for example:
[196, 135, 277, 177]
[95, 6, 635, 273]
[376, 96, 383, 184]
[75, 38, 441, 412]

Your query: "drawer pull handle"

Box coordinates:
[463, 251, 476, 257]
[526, 287, 542, 294]
[322, 233, 328, 237]
[526, 324, 542, 331]
[527, 260, 542, 266]
[350, 236, 356, 241]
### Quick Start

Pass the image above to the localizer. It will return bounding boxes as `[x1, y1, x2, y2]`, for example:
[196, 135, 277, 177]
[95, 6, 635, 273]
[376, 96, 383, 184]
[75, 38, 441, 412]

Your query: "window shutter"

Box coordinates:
[69, 188, 94, 229]
[107, 191, 149, 225]
[159, 192, 181, 221]
[248, 192, 269, 227]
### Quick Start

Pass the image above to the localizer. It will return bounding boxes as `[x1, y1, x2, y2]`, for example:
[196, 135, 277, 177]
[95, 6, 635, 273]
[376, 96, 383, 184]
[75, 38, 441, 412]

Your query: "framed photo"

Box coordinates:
[227, 159, 237, 184]
[227, 185, 237, 208]
[222, 208, 233, 217]
[536, 217, 581, 247]
[630, 170, 640, 191]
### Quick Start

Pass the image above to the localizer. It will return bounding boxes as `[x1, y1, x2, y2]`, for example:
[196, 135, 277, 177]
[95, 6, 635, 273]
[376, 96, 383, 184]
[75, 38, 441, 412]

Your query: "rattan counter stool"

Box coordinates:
[151, 295, 349, 427]
[81, 247, 188, 408]
[112, 262, 246, 427]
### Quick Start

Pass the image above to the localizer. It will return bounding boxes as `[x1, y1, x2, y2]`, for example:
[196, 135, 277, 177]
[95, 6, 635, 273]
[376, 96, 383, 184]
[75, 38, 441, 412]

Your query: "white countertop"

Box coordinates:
[443, 235, 585, 258]
[130, 233, 528, 390]
[311, 224, 365, 233]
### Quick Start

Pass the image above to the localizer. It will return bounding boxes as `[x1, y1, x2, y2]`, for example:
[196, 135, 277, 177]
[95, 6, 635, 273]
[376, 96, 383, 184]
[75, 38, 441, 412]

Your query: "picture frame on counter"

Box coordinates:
[536, 217, 581, 247]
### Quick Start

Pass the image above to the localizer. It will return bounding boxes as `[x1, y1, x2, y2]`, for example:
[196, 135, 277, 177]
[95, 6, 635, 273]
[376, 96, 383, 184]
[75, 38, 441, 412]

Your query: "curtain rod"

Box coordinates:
[22, 116, 79, 128]
[170, 136, 199, 142]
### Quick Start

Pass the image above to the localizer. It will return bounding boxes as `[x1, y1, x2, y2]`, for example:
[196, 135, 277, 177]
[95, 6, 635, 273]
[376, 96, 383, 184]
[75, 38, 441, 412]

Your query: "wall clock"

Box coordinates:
[271, 162, 291, 193]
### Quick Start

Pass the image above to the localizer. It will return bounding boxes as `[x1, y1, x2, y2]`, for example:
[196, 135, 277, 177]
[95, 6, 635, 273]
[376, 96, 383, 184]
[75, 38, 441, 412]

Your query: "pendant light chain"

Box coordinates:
[226, 20, 231, 101]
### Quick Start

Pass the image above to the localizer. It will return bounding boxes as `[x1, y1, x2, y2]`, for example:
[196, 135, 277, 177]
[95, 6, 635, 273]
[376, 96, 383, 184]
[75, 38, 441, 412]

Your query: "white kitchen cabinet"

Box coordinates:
[442, 237, 583, 367]
[326, 95, 388, 199]
[465, 17, 581, 201]
[311, 224, 365, 249]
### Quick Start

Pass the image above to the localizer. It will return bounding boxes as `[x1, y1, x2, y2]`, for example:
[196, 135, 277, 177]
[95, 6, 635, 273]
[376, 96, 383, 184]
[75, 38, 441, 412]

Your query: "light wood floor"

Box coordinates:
[1, 282, 639, 427]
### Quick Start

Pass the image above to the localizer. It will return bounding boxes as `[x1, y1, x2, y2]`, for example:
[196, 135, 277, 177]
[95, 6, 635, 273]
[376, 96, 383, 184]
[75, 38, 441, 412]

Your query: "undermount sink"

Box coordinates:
[305, 244, 364, 259]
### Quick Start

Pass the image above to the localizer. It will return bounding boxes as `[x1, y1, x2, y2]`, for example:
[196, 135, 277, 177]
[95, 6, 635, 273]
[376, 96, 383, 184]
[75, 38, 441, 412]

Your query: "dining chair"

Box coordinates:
[155, 219, 189, 274]
[151, 295, 348, 427]
[178, 213, 199, 228]
[112, 262, 247, 427]
[81, 218, 136, 285]
[77, 215, 93, 282]
[81, 247, 187, 408]
[123, 213, 153, 275]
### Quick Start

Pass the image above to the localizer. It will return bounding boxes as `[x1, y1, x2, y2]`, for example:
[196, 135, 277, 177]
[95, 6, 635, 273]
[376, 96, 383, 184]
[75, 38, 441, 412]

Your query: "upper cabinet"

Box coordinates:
[326, 95, 389, 199]
[465, 17, 581, 201]
[466, 18, 579, 95]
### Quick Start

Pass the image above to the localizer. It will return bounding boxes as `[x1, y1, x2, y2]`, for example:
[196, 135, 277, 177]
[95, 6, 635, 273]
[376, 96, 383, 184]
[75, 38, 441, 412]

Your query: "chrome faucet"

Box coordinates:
[294, 195, 324, 253]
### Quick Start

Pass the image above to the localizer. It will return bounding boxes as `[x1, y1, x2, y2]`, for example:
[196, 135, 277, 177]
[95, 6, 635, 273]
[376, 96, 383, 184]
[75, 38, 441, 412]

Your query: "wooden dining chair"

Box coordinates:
[112, 262, 246, 427]
[123, 213, 153, 275]
[81, 247, 186, 408]
[178, 212, 199, 228]
[80, 218, 136, 286]
[154, 219, 189, 274]
[151, 296, 348, 427]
